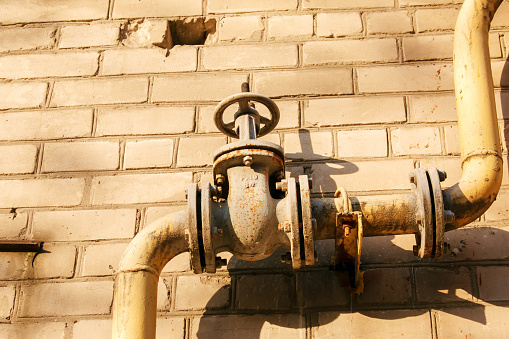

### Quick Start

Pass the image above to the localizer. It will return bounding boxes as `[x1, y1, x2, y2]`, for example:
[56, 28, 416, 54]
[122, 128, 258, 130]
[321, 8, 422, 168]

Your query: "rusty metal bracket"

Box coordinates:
[333, 188, 364, 294]
[299, 175, 315, 266]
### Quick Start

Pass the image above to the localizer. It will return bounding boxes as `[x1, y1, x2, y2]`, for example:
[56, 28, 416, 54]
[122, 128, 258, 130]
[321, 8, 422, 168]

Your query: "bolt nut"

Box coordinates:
[444, 210, 455, 223]
[409, 172, 416, 184]
[184, 229, 190, 241]
[344, 226, 351, 237]
[437, 170, 447, 182]
[275, 179, 288, 192]
[308, 177, 313, 189]
[280, 252, 292, 265]
[215, 256, 227, 268]
[243, 155, 253, 166]
[215, 174, 225, 185]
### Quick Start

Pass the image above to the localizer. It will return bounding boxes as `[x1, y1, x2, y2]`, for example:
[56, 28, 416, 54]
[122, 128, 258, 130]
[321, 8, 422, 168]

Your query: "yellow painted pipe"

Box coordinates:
[111, 210, 188, 339]
[444, 0, 504, 230]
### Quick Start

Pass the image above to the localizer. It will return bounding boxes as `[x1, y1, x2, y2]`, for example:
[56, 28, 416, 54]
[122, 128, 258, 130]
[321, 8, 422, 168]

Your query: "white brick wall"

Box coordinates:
[1, 1, 508, 337]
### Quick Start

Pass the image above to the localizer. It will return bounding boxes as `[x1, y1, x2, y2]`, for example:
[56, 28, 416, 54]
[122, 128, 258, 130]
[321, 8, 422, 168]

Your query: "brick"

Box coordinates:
[0, 108, 92, 141]
[91, 172, 192, 204]
[477, 266, 509, 301]
[113, 0, 201, 18]
[0, 144, 37, 174]
[415, 266, 473, 302]
[175, 275, 230, 310]
[296, 270, 350, 307]
[124, 139, 174, 169]
[51, 77, 148, 107]
[314, 310, 432, 338]
[177, 136, 226, 167]
[29, 244, 75, 279]
[0, 27, 55, 53]
[0, 211, 28, 239]
[400, 0, 460, 5]
[316, 12, 363, 37]
[0, 52, 99, 79]
[358, 268, 412, 304]
[361, 234, 417, 264]
[0, 253, 27, 280]
[305, 96, 406, 127]
[492, 60, 509, 88]
[418, 157, 462, 188]
[217, 15, 264, 42]
[486, 189, 509, 221]
[96, 106, 194, 136]
[0, 285, 15, 321]
[268, 15, 313, 40]
[391, 126, 442, 155]
[32, 209, 136, 241]
[81, 242, 128, 276]
[444, 124, 460, 154]
[42, 141, 119, 172]
[19, 281, 113, 317]
[254, 68, 353, 97]
[491, 3, 509, 28]
[145, 205, 187, 226]
[0, 322, 66, 338]
[358, 64, 454, 93]
[0, 0, 108, 25]
[303, 0, 394, 9]
[152, 73, 249, 102]
[208, 0, 297, 13]
[0, 178, 84, 208]
[366, 11, 413, 34]
[0, 82, 47, 110]
[403, 35, 453, 61]
[436, 306, 509, 338]
[73, 319, 112, 339]
[156, 317, 186, 338]
[415, 8, 459, 32]
[442, 225, 509, 261]
[162, 252, 192, 273]
[312, 159, 414, 192]
[236, 275, 292, 310]
[191, 314, 304, 338]
[284, 131, 333, 160]
[120, 19, 168, 48]
[202, 44, 297, 71]
[337, 129, 388, 158]
[59, 23, 119, 48]
[501, 121, 509, 152]
[102, 47, 197, 75]
[303, 39, 398, 65]
[409, 93, 457, 122]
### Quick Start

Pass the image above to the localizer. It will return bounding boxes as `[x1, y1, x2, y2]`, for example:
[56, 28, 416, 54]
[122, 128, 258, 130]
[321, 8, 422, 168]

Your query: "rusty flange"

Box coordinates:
[187, 183, 203, 274]
[201, 183, 216, 273]
[427, 167, 445, 258]
[299, 175, 315, 266]
[286, 177, 301, 269]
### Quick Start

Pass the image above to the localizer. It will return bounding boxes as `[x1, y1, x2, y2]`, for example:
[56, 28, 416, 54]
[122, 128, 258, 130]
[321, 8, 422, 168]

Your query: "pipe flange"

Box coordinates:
[427, 167, 445, 258]
[411, 168, 433, 258]
[299, 175, 315, 266]
[187, 183, 203, 274]
[201, 183, 216, 273]
[286, 177, 301, 269]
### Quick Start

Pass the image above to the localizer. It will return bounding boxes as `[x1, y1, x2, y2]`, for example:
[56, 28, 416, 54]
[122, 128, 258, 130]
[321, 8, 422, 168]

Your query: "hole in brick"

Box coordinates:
[119, 18, 216, 50]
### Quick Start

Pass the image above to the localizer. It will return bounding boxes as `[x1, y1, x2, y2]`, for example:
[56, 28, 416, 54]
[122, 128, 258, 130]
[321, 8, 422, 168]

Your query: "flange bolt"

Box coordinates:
[215, 257, 227, 268]
[215, 174, 225, 185]
[444, 210, 455, 223]
[243, 155, 253, 166]
[437, 170, 447, 182]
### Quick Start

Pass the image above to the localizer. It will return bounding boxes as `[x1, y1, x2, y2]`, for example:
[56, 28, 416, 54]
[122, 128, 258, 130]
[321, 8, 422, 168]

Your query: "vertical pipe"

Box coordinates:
[444, 0, 504, 230]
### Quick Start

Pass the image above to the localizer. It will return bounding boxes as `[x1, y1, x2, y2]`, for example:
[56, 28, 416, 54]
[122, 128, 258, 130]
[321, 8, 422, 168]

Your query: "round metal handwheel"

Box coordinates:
[213, 93, 280, 138]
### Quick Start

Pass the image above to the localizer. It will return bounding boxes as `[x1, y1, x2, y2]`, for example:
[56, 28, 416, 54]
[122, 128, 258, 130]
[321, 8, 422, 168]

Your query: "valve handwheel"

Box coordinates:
[213, 92, 280, 139]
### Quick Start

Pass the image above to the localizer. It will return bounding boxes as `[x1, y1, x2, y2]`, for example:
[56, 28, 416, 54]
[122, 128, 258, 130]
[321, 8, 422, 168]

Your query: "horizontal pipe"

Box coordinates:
[112, 210, 188, 339]
[444, 0, 504, 230]
[312, 194, 419, 239]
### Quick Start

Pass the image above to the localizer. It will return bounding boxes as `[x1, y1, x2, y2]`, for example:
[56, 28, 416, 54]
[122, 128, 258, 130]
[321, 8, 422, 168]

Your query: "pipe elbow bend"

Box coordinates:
[117, 209, 189, 276]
